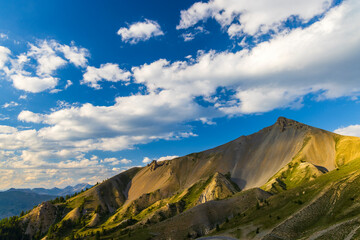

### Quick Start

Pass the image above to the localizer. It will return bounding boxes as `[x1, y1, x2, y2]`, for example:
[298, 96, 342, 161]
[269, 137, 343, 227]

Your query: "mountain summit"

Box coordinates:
[3, 117, 360, 239]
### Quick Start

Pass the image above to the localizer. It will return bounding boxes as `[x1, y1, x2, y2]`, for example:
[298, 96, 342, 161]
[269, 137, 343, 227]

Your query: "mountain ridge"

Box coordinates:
[3, 117, 360, 239]
[4, 183, 92, 196]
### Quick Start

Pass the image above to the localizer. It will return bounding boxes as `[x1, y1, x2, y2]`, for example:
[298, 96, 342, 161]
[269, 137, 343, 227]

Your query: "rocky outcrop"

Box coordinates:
[22, 202, 57, 237]
[197, 172, 239, 204]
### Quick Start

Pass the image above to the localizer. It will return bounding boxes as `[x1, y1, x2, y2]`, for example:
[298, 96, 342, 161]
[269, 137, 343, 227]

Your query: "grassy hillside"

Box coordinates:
[208, 156, 360, 239]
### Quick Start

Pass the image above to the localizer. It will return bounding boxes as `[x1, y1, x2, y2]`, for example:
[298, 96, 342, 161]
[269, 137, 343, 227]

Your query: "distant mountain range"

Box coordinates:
[0, 183, 92, 219]
[5, 183, 92, 197]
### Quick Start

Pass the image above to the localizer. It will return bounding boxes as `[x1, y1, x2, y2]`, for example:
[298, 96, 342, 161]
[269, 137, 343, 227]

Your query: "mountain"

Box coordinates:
[0, 184, 92, 220]
[0, 191, 55, 220]
[2, 117, 360, 240]
[6, 183, 92, 196]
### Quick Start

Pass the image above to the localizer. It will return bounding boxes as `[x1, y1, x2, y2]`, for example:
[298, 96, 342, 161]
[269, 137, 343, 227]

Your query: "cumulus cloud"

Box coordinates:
[1, 39, 89, 93]
[117, 19, 164, 44]
[54, 42, 89, 67]
[82, 63, 131, 89]
[177, 0, 331, 38]
[134, 0, 360, 114]
[10, 74, 59, 93]
[18, 110, 44, 123]
[0, 126, 17, 134]
[101, 157, 131, 165]
[334, 125, 360, 137]
[0, 125, 136, 189]
[157, 155, 179, 162]
[27, 40, 67, 76]
[142, 157, 152, 163]
[17, 89, 202, 152]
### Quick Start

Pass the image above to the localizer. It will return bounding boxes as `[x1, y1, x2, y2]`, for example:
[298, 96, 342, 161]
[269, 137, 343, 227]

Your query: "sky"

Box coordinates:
[0, 0, 360, 189]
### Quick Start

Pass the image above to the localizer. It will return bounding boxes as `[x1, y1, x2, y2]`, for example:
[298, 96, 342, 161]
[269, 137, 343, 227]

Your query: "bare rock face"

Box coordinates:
[22, 201, 57, 237]
[127, 189, 162, 215]
[276, 116, 308, 131]
[197, 172, 239, 204]
[149, 160, 159, 171]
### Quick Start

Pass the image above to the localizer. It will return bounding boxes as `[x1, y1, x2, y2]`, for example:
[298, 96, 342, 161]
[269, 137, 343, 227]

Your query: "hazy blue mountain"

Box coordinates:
[0, 191, 55, 219]
[6, 183, 92, 197]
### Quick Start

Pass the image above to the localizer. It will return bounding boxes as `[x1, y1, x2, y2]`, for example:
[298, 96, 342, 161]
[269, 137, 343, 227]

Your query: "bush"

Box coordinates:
[216, 224, 220, 231]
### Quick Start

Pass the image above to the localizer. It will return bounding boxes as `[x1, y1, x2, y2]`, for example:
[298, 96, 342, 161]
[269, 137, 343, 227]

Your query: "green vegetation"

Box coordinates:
[213, 157, 360, 239]
[0, 216, 29, 240]
[179, 176, 213, 210]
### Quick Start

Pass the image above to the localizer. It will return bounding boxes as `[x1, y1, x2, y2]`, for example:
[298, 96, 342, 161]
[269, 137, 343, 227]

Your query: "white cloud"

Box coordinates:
[0, 126, 17, 134]
[10, 74, 58, 93]
[198, 117, 216, 125]
[134, 0, 360, 114]
[0, 127, 136, 189]
[17, 90, 201, 152]
[142, 155, 178, 163]
[65, 80, 73, 89]
[0, 46, 10, 68]
[157, 155, 179, 162]
[2, 101, 19, 108]
[177, 0, 331, 37]
[334, 125, 360, 137]
[142, 157, 152, 163]
[181, 26, 208, 41]
[120, 158, 132, 164]
[27, 40, 67, 76]
[19, 95, 27, 100]
[82, 63, 131, 89]
[102, 157, 133, 165]
[18, 110, 44, 123]
[55, 42, 89, 67]
[2, 39, 90, 93]
[117, 19, 164, 44]
[182, 33, 196, 42]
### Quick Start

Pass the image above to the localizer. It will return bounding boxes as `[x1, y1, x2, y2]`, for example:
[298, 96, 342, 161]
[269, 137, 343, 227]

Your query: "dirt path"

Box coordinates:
[344, 225, 360, 240]
[197, 237, 238, 240]
[306, 218, 359, 240]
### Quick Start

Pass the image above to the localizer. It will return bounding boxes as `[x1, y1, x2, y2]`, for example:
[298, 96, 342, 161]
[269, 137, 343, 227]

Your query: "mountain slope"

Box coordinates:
[210, 153, 360, 240]
[5, 117, 360, 240]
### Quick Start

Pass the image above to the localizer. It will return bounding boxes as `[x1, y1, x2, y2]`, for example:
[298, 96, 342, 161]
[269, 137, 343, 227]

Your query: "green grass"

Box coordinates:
[215, 157, 360, 238]
[134, 200, 165, 220]
[180, 175, 213, 210]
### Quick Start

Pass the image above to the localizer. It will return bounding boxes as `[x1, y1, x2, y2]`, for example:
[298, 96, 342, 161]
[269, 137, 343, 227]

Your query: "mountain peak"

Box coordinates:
[275, 117, 307, 131]
[276, 116, 298, 125]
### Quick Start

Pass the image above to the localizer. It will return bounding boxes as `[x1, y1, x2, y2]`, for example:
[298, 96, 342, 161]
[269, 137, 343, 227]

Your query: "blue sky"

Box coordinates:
[0, 0, 360, 189]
